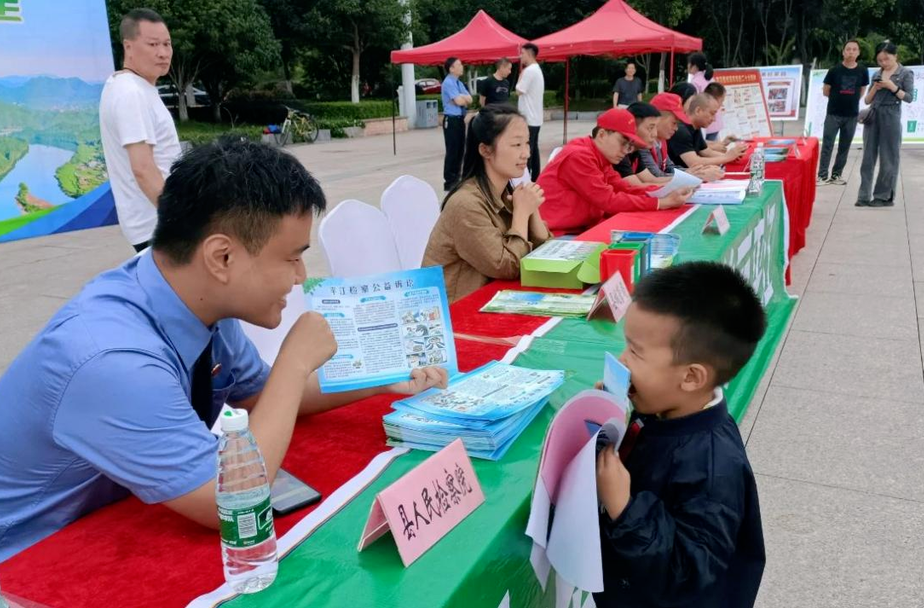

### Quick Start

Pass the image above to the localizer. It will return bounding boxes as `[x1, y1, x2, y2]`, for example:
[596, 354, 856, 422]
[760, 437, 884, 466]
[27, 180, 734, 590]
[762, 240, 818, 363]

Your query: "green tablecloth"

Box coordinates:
[221, 182, 795, 608]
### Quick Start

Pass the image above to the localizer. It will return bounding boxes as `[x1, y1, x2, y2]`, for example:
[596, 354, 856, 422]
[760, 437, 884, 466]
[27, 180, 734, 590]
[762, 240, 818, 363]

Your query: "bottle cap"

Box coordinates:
[220, 408, 249, 432]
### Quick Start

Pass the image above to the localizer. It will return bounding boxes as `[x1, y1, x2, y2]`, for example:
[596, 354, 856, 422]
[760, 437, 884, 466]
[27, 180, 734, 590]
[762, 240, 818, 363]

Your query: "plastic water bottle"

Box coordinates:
[217, 408, 278, 594]
[748, 143, 765, 194]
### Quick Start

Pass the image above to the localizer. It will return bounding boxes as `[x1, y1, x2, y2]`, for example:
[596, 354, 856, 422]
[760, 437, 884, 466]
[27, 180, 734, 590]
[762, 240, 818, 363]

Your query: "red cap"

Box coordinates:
[650, 93, 691, 125]
[596, 109, 648, 148]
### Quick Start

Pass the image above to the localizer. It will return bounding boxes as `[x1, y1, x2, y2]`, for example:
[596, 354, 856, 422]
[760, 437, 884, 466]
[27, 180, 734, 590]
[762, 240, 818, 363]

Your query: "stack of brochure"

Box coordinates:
[383, 361, 565, 460]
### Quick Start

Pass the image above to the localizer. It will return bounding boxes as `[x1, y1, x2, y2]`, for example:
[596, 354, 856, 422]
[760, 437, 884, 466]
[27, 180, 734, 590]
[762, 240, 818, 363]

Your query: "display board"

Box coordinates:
[712, 69, 773, 138]
[0, 0, 117, 244]
[803, 66, 924, 143]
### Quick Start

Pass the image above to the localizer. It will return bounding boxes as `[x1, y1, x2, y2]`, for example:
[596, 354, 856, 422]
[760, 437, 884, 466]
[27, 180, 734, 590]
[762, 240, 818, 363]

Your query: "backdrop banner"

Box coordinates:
[804, 66, 924, 144]
[0, 0, 117, 244]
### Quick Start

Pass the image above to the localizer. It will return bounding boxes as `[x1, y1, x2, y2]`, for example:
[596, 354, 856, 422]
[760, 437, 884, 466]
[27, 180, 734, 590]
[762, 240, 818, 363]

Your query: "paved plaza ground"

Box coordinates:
[1, 119, 922, 606]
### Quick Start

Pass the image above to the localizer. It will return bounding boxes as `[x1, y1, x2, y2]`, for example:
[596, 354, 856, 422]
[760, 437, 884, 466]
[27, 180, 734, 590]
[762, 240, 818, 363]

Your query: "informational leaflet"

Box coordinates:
[304, 267, 458, 393]
[647, 168, 702, 198]
[392, 361, 564, 423]
[712, 69, 773, 138]
[804, 65, 924, 144]
[481, 291, 597, 317]
[689, 180, 748, 205]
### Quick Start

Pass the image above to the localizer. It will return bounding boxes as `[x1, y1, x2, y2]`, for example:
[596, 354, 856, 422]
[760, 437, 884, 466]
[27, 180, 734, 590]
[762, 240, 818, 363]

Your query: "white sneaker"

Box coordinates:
[817, 176, 829, 186]
[829, 175, 847, 185]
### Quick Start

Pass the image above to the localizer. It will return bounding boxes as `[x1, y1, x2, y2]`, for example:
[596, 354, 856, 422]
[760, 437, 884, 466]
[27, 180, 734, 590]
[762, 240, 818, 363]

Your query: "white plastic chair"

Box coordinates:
[380, 176, 441, 270]
[510, 166, 531, 187]
[548, 146, 563, 163]
[319, 199, 402, 277]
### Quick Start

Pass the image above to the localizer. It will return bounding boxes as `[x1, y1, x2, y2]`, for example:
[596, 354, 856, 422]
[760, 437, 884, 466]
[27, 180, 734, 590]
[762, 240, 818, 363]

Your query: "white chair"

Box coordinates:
[380, 176, 441, 270]
[548, 146, 563, 163]
[319, 199, 402, 277]
[510, 166, 531, 187]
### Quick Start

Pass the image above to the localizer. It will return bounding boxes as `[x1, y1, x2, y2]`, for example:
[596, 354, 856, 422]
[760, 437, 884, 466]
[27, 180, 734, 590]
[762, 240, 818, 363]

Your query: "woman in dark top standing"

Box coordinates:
[857, 41, 914, 207]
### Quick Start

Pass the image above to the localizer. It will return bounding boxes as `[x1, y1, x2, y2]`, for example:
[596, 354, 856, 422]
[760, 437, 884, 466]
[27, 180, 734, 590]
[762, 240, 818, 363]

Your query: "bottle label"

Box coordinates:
[219, 496, 274, 548]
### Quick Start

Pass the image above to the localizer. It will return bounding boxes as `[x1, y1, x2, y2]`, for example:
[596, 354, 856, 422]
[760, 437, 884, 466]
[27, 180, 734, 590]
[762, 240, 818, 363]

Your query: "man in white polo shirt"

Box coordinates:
[516, 42, 545, 182]
[100, 8, 181, 252]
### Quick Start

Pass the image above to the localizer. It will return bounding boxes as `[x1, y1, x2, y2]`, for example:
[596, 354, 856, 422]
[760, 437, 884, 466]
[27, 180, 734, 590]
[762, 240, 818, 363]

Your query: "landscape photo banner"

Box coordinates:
[803, 66, 924, 144]
[0, 0, 117, 244]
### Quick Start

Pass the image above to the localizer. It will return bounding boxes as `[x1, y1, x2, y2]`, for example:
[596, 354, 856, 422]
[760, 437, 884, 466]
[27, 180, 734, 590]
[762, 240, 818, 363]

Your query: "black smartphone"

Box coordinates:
[271, 469, 322, 516]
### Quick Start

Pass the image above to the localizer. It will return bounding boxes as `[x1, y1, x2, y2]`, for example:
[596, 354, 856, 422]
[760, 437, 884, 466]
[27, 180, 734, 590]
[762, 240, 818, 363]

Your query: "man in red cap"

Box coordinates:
[537, 109, 692, 233]
[639, 93, 723, 182]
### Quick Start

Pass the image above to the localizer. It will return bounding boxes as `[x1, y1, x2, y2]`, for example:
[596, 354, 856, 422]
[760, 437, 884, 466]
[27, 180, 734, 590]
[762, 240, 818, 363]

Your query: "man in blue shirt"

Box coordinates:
[441, 56, 472, 191]
[0, 139, 448, 562]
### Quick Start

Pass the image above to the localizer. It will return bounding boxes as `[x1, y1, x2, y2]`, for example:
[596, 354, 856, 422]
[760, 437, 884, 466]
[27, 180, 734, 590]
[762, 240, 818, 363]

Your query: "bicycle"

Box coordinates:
[277, 106, 320, 145]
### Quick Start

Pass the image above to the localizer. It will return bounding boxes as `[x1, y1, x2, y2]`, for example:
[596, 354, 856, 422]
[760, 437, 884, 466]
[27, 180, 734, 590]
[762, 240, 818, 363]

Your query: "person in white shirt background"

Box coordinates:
[516, 43, 545, 182]
[99, 8, 181, 253]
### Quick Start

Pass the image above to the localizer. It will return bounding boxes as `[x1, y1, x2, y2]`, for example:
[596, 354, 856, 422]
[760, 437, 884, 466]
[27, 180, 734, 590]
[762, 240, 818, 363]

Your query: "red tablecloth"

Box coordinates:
[726, 137, 819, 259]
[0, 338, 511, 608]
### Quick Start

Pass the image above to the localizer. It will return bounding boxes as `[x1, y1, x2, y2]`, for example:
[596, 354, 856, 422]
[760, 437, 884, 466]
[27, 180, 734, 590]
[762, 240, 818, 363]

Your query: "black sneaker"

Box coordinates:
[855, 199, 871, 207]
[869, 198, 894, 207]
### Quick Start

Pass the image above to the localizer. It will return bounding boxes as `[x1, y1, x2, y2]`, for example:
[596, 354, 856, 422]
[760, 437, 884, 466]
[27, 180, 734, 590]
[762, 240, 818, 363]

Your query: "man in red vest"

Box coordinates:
[537, 109, 692, 233]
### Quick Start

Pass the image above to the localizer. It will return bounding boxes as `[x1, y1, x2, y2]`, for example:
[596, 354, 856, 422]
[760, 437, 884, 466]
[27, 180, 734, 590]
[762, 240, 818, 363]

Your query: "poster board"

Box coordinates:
[0, 0, 117, 244]
[755, 65, 804, 120]
[803, 66, 924, 144]
[712, 69, 773, 138]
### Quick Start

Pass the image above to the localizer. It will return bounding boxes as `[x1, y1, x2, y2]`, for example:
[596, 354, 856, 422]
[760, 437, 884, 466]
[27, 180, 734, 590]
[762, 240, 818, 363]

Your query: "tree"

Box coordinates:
[258, 0, 310, 93]
[106, 0, 280, 121]
[308, 0, 408, 103]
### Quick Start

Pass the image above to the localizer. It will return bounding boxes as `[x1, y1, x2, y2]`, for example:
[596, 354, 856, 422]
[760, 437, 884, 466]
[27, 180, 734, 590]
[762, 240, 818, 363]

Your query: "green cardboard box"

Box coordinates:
[520, 240, 607, 289]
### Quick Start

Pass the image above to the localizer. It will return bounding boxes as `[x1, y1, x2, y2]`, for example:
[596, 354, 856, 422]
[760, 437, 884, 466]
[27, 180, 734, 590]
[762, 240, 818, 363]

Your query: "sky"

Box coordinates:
[0, 0, 115, 83]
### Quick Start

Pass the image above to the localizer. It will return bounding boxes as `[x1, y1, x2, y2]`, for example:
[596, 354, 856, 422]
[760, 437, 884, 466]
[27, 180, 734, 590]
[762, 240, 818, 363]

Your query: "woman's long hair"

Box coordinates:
[442, 104, 524, 210]
[688, 52, 714, 81]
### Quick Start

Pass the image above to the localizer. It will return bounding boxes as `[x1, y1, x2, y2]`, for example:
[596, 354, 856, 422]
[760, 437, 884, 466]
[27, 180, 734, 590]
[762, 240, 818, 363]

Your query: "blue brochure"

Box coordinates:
[304, 267, 458, 393]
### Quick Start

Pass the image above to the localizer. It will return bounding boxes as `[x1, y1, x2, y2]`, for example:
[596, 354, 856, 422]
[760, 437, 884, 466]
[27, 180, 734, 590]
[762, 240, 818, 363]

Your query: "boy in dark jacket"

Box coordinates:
[595, 261, 767, 608]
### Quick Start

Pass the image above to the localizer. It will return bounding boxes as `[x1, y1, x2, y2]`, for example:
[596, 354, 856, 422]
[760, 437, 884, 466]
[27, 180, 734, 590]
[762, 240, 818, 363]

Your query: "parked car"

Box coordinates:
[157, 83, 210, 108]
[414, 78, 441, 95]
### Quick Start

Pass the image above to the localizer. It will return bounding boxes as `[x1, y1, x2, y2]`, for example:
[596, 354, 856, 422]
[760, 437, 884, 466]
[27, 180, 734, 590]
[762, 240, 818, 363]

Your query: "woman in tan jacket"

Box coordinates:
[423, 104, 552, 302]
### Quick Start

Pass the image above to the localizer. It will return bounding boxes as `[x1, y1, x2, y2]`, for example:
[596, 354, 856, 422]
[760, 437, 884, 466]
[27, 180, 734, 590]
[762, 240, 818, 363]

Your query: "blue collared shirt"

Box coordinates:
[0, 252, 270, 562]
[441, 75, 469, 117]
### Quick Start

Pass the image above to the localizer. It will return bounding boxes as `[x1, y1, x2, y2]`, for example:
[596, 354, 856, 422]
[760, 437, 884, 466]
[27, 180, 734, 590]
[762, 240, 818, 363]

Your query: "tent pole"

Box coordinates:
[563, 58, 570, 145]
[669, 48, 675, 88]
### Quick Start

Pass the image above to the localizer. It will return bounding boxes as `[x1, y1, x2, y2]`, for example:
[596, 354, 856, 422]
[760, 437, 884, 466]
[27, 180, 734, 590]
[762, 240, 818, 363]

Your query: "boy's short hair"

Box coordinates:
[522, 43, 539, 58]
[632, 261, 767, 385]
[153, 138, 326, 265]
[627, 102, 661, 121]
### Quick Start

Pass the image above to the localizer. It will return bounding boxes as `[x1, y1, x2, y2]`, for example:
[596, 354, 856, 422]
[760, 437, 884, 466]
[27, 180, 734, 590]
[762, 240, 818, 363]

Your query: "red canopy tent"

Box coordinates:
[391, 10, 527, 66]
[531, 0, 702, 141]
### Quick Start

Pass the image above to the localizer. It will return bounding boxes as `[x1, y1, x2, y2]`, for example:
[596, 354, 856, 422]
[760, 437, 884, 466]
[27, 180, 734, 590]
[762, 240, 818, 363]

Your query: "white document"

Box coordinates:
[526, 390, 630, 594]
[647, 169, 702, 198]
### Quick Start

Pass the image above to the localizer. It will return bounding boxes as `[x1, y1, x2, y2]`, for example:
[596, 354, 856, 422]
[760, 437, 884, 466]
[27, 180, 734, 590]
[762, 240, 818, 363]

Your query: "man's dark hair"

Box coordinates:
[625, 61, 636, 68]
[444, 57, 460, 73]
[704, 82, 727, 98]
[627, 102, 661, 121]
[669, 82, 697, 104]
[844, 39, 860, 50]
[495, 57, 512, 70]
[152, 138, 326, 264]
[632, 261, 767, 385]
[522, 43, 539, 58]
[120, 8, 165, 41]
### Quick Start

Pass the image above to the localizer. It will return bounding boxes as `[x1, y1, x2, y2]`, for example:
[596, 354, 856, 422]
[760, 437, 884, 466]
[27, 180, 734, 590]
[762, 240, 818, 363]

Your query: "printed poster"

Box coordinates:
[712, 69, 773, 138]
[757, 65, 803, 120]
[304, 267, 458, 393]
[0, 0, 118, 243]
[803, 66, 924, 144]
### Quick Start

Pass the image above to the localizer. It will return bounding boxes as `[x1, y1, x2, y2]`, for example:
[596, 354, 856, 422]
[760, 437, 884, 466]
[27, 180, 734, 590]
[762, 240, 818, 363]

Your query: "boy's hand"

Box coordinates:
[388, 366, 449, 395]
[596, 446, 632, 520]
